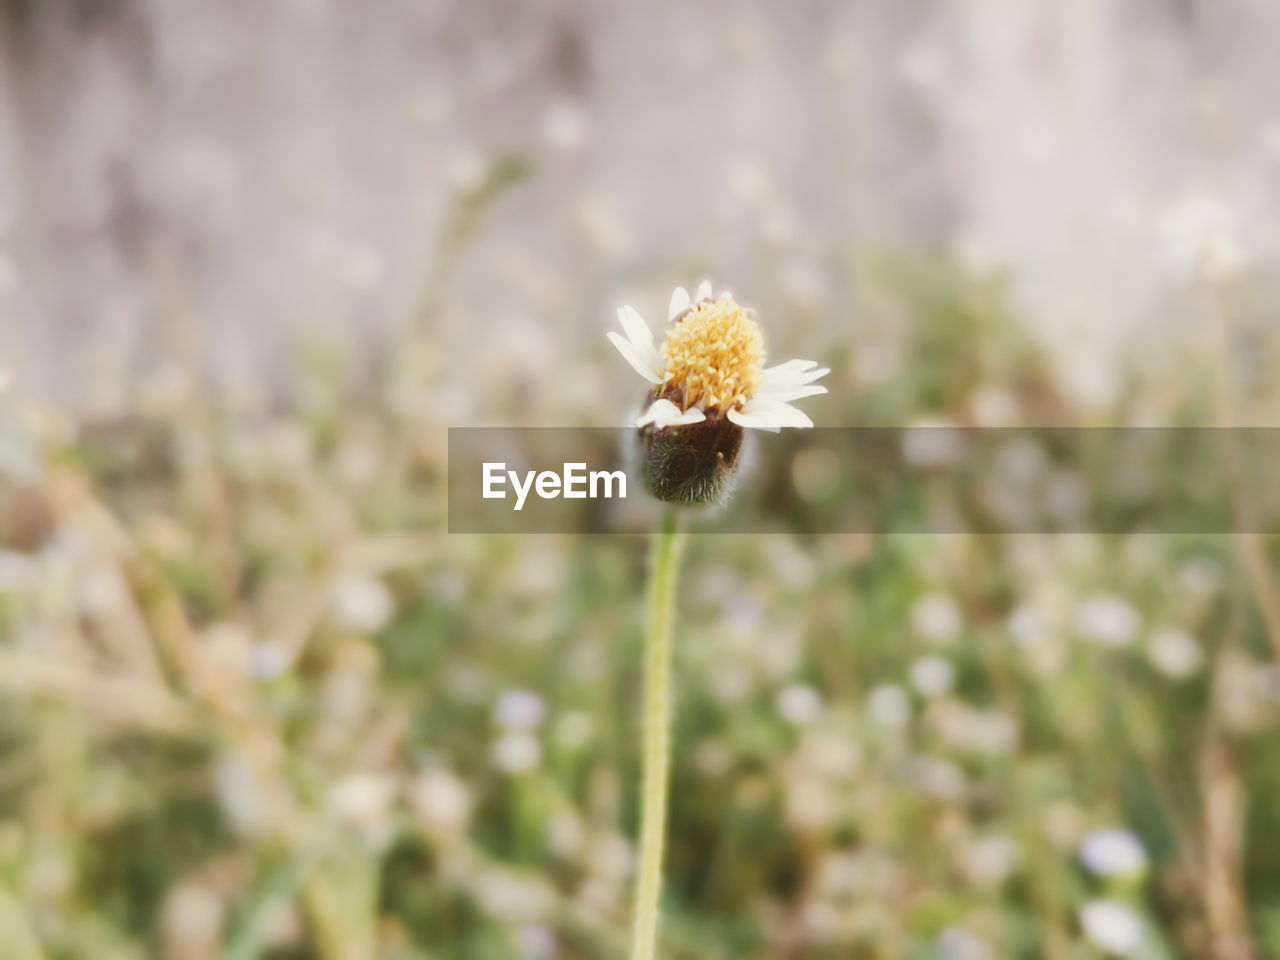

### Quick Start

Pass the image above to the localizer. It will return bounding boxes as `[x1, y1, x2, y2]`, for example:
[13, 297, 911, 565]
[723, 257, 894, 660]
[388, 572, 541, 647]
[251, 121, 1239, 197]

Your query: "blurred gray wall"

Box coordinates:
[0, 0, 1277, 412]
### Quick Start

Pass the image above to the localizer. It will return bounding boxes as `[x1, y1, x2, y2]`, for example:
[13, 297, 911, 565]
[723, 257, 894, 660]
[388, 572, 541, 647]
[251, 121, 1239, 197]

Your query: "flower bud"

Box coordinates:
[637, 408, 744, 506]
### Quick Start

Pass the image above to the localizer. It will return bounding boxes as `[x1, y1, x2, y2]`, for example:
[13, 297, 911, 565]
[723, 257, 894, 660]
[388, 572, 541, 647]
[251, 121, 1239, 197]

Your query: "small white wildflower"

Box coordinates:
[80, 566, 131, 616]
[513, 922, 558, 960]
[1074, 595, 1140, 647]
[1254, 663, 1280, 704]
[911, 756, 968, 801]
[544, 810, 585, 858]
[0, 551, 34, 593]
[1079, 828, 1148, 879]
[493, 689, 547, 731]
[815, 850, 863, 897]
[333, 437, 382, 488]
[411, 769, 472, 837]
[329, 575, 393, 633]
[964, 834, 1019, 884]
[162, 883, 224, 953]
[803, 735, 861, 778]
[475, 870, 552, 921]
[608, 283, 829, 504]
[1079, 899, 1145, 956]
[798, 901, 842, 944]
[775, 683, 824, 726]
[26, 852, 72, 899]
[964, 710, 1018, 756]
[912, 593, 963, 644]
[1147, 628, 1204, 680]
[910, 656, 956, 697]
[784, 773, 838, 832]
[249, 640, 291, 681]
[491, 733, 542, 774]
[608, 283, 829, 431]
[867, 684, 911, 729]
[588, 832, 634, 881]
[937, 706, 1018, 756]
[1007, 604, 1052, 646]
[213, 751, 266, 834]
[328, 774, 396, 836]
[935, 926, 992, 960]
[968, 385, 1019, 427]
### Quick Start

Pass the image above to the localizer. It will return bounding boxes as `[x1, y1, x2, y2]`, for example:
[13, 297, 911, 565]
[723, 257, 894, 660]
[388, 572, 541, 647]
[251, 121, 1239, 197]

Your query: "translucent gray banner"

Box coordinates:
[447, 427, 1280, 533]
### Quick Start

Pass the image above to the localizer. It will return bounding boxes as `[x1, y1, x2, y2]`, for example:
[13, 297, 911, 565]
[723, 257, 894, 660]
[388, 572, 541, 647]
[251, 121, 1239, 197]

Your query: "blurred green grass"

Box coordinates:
[1, 263, 1279, 960]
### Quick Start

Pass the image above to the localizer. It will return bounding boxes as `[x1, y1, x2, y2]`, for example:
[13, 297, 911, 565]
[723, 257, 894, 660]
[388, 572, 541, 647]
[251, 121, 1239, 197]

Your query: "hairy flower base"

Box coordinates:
[638, 410, 744, 506]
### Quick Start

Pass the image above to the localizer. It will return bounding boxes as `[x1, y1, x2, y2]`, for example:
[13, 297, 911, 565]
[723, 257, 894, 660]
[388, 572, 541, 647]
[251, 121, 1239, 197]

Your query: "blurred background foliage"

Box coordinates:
[2, 261, 1279, 958]
[2, 2, 1280, 959]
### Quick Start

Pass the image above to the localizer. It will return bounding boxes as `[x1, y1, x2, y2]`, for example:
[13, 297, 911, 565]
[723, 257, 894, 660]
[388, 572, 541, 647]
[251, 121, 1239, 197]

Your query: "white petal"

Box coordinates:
[727, 407, 784, 430]
[764, 358, 819, 373]
[636, 399, 706, 428]
[695, 279, 712, 301]
[731, 398, 814, 429]
[729, 412, 781, 432]
[753, 383, 828, 403]
[761, 358, 820, 380]
[668, 287, 691, 320]
[719, 289, 733, 301]
[761, 363, 830, 389]
[607, 332, 664, 383]
[616, 305, 655, 351]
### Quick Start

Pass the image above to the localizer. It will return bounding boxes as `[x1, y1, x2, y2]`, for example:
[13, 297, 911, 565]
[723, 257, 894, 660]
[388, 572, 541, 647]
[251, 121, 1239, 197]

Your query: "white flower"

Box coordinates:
[514, 923, 559, 960]
[249, 640, 291, 681]
[867, 684, 911, 729]
[328, 773, 397, 846]
[1074, 595, 1140, 647]
[607, 281, 829, 432]
[910, 656, 956, 697]
[329, 575, 394, 633]
[963, 834, 1019, 884]
[1079, 828, 1148, 879]
[162, 883, 225, 954]
[410, 769, 472, 836]
[1147, 628, 1204, 679]
[493, 689, 547, 730]
[1007, 604, 1051, 646]
[774, 683, 824, 726]
[935, 926, 992, 960]
[1079, 900, 1145, 956]
[912, 593, 963, 644]
[491, 733, 542, 773]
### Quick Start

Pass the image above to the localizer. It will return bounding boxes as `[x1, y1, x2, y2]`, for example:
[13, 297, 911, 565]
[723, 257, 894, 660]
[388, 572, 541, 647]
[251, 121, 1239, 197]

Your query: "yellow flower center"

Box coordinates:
[661, 298, 765, 412]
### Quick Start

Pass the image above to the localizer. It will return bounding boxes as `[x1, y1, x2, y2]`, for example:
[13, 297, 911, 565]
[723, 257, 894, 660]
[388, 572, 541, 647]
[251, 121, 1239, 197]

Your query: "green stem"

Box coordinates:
[629, 509, 685, 960]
